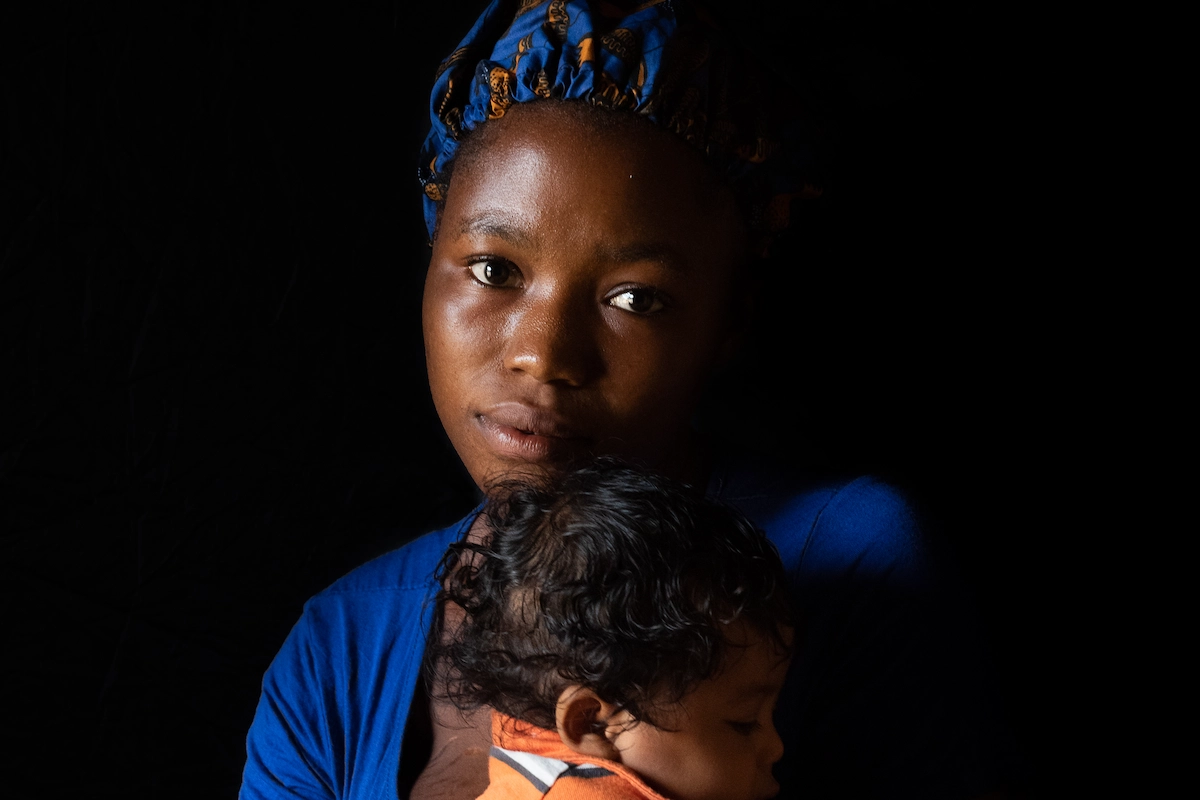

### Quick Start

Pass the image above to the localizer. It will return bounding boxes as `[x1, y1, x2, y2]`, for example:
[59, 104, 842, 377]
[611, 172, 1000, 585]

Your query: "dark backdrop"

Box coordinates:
[2, 2, 1056, 797]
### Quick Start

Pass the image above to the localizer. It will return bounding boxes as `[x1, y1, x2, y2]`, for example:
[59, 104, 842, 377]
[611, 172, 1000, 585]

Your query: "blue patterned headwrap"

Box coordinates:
[418, 0, 820, 252]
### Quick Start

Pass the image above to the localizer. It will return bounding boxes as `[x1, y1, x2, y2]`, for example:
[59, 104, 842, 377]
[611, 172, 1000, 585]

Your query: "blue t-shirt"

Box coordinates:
[241, 458, 1010, 799]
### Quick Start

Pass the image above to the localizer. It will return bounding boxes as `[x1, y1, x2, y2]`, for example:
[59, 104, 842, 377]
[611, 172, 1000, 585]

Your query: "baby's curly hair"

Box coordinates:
[424, 458, 794, 731]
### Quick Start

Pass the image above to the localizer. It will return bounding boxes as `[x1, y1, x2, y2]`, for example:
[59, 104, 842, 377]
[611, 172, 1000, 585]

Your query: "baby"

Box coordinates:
[425, 459, 795, 800]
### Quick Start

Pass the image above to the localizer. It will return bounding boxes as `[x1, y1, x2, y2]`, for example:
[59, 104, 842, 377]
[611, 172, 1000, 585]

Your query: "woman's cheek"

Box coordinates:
[424, 278, 481, 413]
[629, 322, 722, 403]
[427, 281, 502, 369]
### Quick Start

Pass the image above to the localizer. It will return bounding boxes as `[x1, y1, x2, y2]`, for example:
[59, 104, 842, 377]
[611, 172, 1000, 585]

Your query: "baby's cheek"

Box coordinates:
[670, 746, 752, 800]
[688, 736, 766, 800]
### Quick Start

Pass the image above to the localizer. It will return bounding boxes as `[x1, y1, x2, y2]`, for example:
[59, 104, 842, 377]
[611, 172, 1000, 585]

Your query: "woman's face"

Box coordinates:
[423, 104, 746, 490]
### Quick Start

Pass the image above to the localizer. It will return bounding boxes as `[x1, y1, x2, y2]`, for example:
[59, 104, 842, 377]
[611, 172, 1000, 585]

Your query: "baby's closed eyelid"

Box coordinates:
[726, 719, 761, 735]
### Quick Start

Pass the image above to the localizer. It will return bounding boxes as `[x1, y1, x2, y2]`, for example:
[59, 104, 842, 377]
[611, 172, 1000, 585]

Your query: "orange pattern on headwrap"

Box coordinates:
[545, 0, 569, 44]
[487, 67, 517, 119]
[418, 0, 825, 254]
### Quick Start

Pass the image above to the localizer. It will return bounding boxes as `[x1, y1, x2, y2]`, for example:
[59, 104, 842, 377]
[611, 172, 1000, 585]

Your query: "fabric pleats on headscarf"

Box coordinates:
[418, 0, 821, 252]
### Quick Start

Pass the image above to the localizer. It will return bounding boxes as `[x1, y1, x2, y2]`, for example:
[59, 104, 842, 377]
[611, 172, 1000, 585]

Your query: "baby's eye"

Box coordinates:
[468, 259, 522, 288]
[726, 720, 761, 736]
[606, 288, 665, 315]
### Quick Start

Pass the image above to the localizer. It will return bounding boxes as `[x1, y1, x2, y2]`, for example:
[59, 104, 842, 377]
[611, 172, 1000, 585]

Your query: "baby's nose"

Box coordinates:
[763, 723, 784, 766]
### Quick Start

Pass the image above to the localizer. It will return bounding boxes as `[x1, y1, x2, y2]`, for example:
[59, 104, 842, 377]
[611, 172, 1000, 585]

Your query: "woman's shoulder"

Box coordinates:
[710, 448, 930, 585]
[309, 510, 476, 603]
[264, 511, 477, 675]
[244, 516, 479, 799]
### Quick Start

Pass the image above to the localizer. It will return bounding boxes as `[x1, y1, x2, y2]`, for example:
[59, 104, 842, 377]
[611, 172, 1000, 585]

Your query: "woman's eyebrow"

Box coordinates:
[453, 211, 533, 248]
[455, 213, 689, 273]
[603, 242, 689, 273]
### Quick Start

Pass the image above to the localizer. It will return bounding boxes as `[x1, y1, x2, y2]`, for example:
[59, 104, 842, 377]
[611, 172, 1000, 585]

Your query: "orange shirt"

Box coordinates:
[480, 712, 672, 800]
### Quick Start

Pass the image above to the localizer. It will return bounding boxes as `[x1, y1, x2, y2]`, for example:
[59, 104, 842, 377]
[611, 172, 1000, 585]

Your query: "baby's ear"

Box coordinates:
[555, 686, 628, 762]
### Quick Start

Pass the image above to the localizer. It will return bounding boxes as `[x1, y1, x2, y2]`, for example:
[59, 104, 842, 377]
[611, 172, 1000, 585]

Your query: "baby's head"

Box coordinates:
[428, 459, 794, 800]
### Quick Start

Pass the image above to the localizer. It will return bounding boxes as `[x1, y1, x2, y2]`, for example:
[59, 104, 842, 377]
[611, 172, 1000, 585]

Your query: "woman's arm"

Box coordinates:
[240, 611, 338, 799]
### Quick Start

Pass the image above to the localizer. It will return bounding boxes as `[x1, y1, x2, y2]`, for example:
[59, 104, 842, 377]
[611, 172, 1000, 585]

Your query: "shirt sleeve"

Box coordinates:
[240, 601, 341, 800]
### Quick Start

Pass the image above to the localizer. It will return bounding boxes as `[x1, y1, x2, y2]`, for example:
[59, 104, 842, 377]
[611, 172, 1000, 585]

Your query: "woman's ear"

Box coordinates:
[555, 686, 626, 762]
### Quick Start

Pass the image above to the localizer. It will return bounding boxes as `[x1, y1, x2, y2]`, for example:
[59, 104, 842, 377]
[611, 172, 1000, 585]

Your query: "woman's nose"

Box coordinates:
[502, 295, 600, 386]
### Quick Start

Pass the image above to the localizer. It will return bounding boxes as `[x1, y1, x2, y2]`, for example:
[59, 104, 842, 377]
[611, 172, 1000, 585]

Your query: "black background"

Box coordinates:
[3, 2, 1062, 797]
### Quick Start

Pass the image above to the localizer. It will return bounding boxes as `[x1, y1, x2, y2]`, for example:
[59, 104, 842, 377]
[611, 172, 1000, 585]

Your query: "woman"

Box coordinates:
[241, 2, 1012, 798]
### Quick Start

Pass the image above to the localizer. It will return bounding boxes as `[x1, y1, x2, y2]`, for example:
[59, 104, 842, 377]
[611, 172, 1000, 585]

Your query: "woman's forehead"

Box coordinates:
[441, 104, 744, 262]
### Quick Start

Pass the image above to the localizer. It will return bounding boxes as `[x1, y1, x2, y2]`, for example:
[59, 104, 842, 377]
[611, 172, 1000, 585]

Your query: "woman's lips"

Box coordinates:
[474, 403, 591, 463]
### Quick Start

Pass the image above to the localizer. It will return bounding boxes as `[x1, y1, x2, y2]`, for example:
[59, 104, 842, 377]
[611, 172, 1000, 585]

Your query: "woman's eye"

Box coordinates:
[607, 288, 665, 315]
[726, 720, 761, 736]
[468, 259, 521, 288]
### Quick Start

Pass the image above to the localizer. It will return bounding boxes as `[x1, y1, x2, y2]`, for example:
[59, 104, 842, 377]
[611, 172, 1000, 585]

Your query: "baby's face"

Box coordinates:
[611, 630, 791, 800]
